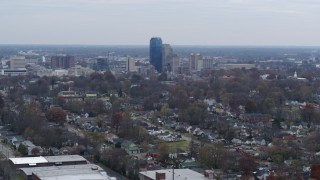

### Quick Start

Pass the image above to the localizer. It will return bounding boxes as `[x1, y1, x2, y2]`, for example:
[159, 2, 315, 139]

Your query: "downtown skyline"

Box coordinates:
[1, 0, 320, 46]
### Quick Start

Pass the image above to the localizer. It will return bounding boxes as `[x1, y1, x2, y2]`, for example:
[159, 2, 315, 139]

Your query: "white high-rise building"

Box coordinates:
[189, 53, 203, 71]
[161, 43, 181, 73]
[171, 54, 180, 74]
[162, 44, 173, 72]
[203, 58, 216, 69]
[127, 57, 137, 72]
[10, 56, 26, 69]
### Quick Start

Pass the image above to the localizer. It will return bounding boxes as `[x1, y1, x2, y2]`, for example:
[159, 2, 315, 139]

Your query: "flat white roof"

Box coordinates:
[44, 155, 87, 163]
[20, 164, 103, 176]
[32, 168, 113, 180]
[139, 169, 206, 180]
[9, 155, 88, 165]
[36, 174, 110, 180]
[9, 156, 48, 165]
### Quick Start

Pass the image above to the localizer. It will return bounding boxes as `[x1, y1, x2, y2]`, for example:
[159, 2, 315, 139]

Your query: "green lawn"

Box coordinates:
[166, 140, 189, 153]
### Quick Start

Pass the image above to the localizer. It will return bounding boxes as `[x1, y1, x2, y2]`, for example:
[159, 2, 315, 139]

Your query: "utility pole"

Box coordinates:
[171, 153, 177, 180]
[173, 167, 174, 180]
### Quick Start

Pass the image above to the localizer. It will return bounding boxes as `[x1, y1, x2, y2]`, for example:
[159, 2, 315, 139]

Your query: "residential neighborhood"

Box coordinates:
[0, 45, 320, 180]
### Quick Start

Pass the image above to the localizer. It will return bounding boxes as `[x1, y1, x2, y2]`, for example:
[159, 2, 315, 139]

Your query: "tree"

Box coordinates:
[46, 107, 67, 125]
[65, 100, 85, 114]
[18, 144, 28, 156]
[158, 143, 169, 162]
[13, 102, 44, 134]
[310, 164, 320, 179]
[245, 100, 257, 113]
[112, 112, 122, 133]
[26, 79, 49, 96]
[158, 72, 167, 81]
[189, 137, 198, 158]
[160, 103, 169, 117]
[131, 74, 142, 84]
[238, 156, 257, 175]
[0, 94, 4, 110]
[95, 115, 106, 128]
[100, 148, 128, 174]
[304, 133, 320, 152]
[24, 128, 35, 139]
[301, 103, 314, 123]
[180, 102, 207, 125]
[198, 144, 214, 168]
[91, 99, 108, 116]
[198, 143, 234, 170]
[31, 147, 41, 156]
[56, 96, 66, 107]
[86, 132, 105, 146]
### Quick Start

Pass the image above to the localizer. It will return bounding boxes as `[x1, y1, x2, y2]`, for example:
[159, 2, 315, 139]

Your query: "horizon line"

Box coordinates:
[0, 43, 319, 48]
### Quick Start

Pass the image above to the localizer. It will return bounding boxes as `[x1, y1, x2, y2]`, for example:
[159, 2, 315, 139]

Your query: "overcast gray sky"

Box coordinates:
[0, 0, 319, 45]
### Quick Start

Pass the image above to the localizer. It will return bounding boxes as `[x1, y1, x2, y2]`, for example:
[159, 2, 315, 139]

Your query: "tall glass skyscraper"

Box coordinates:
[149, 37, 163, 73]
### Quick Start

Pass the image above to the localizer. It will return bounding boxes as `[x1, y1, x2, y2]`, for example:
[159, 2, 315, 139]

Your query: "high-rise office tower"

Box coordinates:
[96, 57, 109, 71]
[203, 57, 216, 69]
[10, 56, 26, 69]
[51, 55, 75, 69]
[162, 44, 181, 73]
[171, 54, 180, 74]
[162, 44, 173, 72]
[126, 56, 137, 73]
[149, 37, 163, 73]
[189, 53, 203, 71]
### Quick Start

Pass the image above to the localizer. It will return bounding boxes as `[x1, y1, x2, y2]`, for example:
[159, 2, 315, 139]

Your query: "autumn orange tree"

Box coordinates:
[46, 107, 67, 125]
[238, 156, 257, 176]
[310, 164, 320, 179]
[112, 112, 122, 133]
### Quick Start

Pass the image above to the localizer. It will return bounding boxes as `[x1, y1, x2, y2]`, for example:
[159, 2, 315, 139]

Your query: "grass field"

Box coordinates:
[166, 140, 189, 153]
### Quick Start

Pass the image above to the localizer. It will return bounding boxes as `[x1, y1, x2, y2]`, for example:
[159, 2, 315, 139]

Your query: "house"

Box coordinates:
[146, 148, 160, 160]
[158, 134, 176, 142]
[186, 126, 197, 134]
[147, 127, 165, 135]
[50, 147, 60, 156]
[231, 138, 242, 145]
[178, 159, 200, 169]
[112, 138, 124, 148]
[21, 140, 43, 156]
[252, 138, 266, 146]
[121, 140, 140, 154]
[175, 125, 187, 133]
[282, 135, 296, 141]
[6, 135, 25, 149]
[239, 113, 272, 123]
[193, 128, 204, 136]
[204, 132, 219, 141]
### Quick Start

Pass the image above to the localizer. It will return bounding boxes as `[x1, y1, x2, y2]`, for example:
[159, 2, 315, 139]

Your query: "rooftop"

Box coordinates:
[9, 155, 87, 166]
[33, 169, 111, 180]
[44, 155, 87, 163]
[20, 164, 115, 180]
[139, 169, 206, 180]
[9, 156, 48, 165]
[20, 164, 103, 176]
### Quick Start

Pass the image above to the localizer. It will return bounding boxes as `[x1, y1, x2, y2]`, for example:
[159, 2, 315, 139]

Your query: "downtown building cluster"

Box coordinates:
[149, 37, 222, 75]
